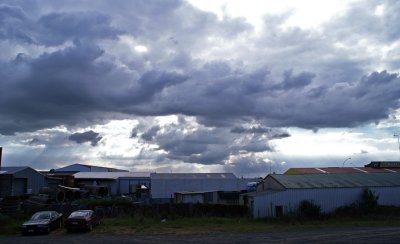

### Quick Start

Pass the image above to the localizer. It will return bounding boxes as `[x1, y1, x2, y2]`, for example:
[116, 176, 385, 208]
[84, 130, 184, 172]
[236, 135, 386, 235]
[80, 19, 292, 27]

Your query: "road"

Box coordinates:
[1, 227, 400, 243]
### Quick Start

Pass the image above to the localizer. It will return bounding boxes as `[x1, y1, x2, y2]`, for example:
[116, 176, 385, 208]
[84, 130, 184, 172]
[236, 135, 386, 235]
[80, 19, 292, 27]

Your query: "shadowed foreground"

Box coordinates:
[1, 227, 400, 244]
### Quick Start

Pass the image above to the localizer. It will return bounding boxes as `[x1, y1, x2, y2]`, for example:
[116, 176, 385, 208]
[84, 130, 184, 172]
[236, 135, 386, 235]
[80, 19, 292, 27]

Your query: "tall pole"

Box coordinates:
[394, 134, 400, 153]
[0, 147, 2, 171]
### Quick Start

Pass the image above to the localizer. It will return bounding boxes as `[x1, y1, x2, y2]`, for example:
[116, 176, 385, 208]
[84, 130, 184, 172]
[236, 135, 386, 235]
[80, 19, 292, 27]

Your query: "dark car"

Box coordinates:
[65, 210, 100, 231]
[21, 211, 63, 235]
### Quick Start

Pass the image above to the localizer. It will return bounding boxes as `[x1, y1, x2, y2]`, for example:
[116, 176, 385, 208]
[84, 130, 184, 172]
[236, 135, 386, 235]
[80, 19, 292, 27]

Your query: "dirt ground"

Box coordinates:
[1, 227, 400, 243]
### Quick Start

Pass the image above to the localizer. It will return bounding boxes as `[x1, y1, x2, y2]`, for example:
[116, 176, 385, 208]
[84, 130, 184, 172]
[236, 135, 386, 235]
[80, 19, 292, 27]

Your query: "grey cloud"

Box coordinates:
[0, 5, 122, 46]
[37, 11, 122, 46]
[141, 125, 161, 141]
[279, 70, 315, 90]
[69, 130, 102, 146]
[0, 40, 188, 135]
[230, 126, 290, 140]
[224, 156, 272, 177]
[0, 4, 35, 44]
[28, 138, 40, 144]
[133, 119, 286, 165]
[326, 1, 400, 43]
[231, 126, 272, 134]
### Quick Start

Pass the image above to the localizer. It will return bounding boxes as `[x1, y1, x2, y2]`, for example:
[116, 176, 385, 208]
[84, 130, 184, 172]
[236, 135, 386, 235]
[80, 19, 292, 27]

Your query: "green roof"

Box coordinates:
[269, 173, 400, 189]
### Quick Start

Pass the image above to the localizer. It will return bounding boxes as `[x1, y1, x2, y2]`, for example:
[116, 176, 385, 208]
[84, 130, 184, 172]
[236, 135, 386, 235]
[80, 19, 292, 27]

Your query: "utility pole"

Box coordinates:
[0, 147, 2, 171]
[394, 133, 400, 153]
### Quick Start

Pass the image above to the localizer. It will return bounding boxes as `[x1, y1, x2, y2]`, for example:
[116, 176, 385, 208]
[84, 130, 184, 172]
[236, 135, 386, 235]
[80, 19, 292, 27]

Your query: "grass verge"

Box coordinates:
[2, 210, 400, 236]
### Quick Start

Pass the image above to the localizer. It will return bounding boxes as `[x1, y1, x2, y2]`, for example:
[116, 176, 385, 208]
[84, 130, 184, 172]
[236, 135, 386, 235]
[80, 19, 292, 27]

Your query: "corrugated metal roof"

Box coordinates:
[74, 172, 150, 180]
[270, 173, 400, 189]
[150, 173, 237, 180]
[0, 166, 29, 174]
[55, 163, 128, 172]
[285, 167, 400, 174]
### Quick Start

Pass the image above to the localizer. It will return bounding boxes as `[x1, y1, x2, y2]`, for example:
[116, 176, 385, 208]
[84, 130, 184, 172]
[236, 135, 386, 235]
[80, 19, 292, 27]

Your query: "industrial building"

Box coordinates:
[150, 173, 253, 203]
[73, 171, 151, 196]
[54, 163, 128, 173]
[0, 167, 47, 197]
[285, 167, 400, 174]
[252, 173, 400, 218]
[174, 190, 244, 204]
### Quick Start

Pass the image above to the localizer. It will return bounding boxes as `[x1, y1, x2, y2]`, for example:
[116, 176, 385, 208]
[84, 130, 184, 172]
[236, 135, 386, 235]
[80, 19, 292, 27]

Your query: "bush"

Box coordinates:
[359, 188, 379, 212]
[334, 188, 380, 216]
[79, 196, 133, 208]
[298, 200, 321, 219]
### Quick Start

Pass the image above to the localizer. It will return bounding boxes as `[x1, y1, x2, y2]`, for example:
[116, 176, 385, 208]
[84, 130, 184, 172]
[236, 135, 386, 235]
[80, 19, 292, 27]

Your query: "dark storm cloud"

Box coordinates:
[37, 11, 122, 46]
[1, 0, 400, 171]
[0, 40, 188, 135]
[69, 130, 102, 146]
[0, 4, 121, 46]
[2, 0, 398, 136]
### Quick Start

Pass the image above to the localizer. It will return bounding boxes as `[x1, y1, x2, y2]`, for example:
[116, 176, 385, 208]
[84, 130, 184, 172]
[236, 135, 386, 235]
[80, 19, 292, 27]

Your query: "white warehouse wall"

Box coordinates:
[253, 187, 400, 218]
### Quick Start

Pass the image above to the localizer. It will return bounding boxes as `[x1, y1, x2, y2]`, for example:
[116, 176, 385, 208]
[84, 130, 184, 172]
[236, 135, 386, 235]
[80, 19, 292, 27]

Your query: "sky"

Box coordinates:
[1, 0, 400, 177]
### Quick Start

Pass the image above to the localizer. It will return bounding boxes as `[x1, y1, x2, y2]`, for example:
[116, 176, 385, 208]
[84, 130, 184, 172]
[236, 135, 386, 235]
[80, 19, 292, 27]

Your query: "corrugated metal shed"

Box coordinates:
[270, 173, 400, 189]
[252, 173, 400, 219]
[150, 173, 251, 202]
[0, 166, 46, 197]
[0, 167, 30, 174]
[150, 173, 237, 180]
[55, 163, 128, 172]
[253, 186, 400, 218]
[73, 172, 151, 195]
[74, 172, 150, 180]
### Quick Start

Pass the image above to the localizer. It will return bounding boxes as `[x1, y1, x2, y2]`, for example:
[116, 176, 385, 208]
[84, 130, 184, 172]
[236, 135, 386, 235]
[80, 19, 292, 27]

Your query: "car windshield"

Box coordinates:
[31, 212, 51, 220]
[69, 211, 90, 218]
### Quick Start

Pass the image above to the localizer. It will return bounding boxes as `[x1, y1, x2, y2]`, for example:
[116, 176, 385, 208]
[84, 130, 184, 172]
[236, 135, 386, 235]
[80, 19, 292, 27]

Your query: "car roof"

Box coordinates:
[34, 211, 54, 214]
[72, 210, 92, 213]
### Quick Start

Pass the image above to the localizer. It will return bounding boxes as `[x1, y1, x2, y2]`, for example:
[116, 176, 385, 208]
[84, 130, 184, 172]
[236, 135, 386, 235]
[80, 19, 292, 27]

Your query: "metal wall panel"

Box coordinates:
[118, 178, 151, 195]
[13, 168, 46, 195]
[151, 178, 248, 200]
[253, 187, 400, 218]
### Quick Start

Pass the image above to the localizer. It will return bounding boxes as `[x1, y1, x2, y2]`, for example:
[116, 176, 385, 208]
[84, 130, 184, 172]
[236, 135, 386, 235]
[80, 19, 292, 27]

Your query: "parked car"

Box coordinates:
[64, 210, 100, 231]
[21, 211, 63, 235]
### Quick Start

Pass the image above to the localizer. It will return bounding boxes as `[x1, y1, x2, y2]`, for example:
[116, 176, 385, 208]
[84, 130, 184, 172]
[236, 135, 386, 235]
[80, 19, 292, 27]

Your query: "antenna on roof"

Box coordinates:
[342, 157, 351, 167]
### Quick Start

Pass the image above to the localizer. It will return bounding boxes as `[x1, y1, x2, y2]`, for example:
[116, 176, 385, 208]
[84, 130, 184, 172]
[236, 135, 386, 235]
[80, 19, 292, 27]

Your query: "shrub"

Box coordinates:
[298, 200, 321, 219]
[334, 188, 380, 216]
[359, 188, 379, 213]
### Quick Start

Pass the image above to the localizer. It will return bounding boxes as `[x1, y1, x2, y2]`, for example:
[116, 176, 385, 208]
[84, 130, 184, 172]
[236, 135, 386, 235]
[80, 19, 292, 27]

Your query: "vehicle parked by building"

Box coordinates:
[64, 210, 100, 231]
[20, 211, 63, 235]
